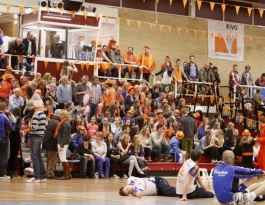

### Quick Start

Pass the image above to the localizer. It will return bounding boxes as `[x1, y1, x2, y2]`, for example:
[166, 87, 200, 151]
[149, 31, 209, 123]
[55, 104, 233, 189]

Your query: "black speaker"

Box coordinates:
[63, 0, 84, 11]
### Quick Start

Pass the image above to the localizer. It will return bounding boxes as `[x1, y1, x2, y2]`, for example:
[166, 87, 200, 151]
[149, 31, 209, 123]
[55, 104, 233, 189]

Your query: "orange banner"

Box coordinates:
[127, 19, 131, 26]
[239, 115, 244, 124]
[19, 55, 24, 62]
[186, 29, 190, 36]
[105, 16, 109, 23]
[218, 98, 222, 106]
[185, 89, 189, 94]
[259, 9, 264, 18]
[43, 61, 48, 70]
[247, 8, 252, 17]
[197, 1, 202, 10]
[168, 26, 172, 33]
[32, 7, 37, 13]
[202, 31, 206, 37]
[86, 63, 90, 71]
[177, 27, 181, 35]
[19, 6, 24, 13]
[193, 92, 196, 99]
[247, 119, 253, 127]
[210, 96, 214, 104]
[221, 4, 226, 13]
[223, 94, 227, 101]
[56, 62, 61, 71]
[93, 63, 97, 71]
[169, 0, 173, 6]
[116, 17, 121, 24]
[149, 23, 153, 30]
[201, 94, 205, 102]
[137, 21, 141, 29]
[210, 2, 215, 11]
[159, 25, 164, 32]
[194, 30, 198, 37]
[95, 13, 100, 21]
[235, 6, 240, 15]
[83, 11, 88, 19]
[80, 63, 84, 71]
[183, 0, 188, 8]
[232, 111, 235, 119]
[6, 5, 10, 12]
[71, 10, 76, 18]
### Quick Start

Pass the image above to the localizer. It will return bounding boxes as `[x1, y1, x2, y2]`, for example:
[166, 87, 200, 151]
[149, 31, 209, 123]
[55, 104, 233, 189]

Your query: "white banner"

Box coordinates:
[208, 20, 244, 61]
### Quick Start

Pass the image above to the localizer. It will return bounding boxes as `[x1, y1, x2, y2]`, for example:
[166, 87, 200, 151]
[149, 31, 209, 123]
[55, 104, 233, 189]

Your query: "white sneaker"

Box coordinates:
[232, 192, 243, 205]
[112, 174, 120, 179]
[123, 174, 128, 179]
[27, 177, 40, 183]
[40, 178, 47, 182]
[243, 193, 252, 205]
[4, 175, 10, 179]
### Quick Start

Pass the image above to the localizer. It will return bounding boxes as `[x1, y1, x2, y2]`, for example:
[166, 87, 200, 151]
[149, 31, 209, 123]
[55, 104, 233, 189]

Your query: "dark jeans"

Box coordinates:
[153, 144, 170, 161]
[178, 187, 214, 199]
[111, 66, 118, 78]
[88, 103, 98, 121]
[204, 146, 220, 161]
[95, 156, 110, 177]
[8, 131, 21, 172]
[241, 155, 253, 168]
[30, 135, 45, 180]
[0, 137, 9, 177]
[155, 176, 178, 197]
[22, 58, 33, 71]
[0, 58, 7, 69]
[121, 66, 141, 79]
[109, 156, 124, 177]
[143, 73, 151, 82]
[144, 147, 159, 161]
[80, 156, 95, 177]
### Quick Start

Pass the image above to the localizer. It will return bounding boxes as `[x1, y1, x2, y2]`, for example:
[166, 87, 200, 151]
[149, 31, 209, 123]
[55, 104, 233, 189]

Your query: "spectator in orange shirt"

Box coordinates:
[105, 79, 116, 119]
[115, 86, 124, 106]
[122, 47, 140, 79]
[138, 46, 156, 82]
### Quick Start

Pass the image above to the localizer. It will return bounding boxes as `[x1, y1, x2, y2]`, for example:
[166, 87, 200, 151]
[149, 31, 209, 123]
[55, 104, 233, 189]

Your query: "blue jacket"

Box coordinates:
[0, 112, 13, 137]
[168, 137, 181, 162]
[72, 134, 84, 151]
[213, 163, 263, 203]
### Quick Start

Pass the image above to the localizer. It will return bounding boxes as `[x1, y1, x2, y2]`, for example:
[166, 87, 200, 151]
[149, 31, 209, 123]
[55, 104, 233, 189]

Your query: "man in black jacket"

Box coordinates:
[7, 38, 25, 70]
[22, 32, 36, 71]
[42, 109, 61, 179]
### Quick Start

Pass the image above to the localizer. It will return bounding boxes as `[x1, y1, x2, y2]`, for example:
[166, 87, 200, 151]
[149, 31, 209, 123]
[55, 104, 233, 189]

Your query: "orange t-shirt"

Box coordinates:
[105, 87, 116, 107]
[116, 94, 124, 105]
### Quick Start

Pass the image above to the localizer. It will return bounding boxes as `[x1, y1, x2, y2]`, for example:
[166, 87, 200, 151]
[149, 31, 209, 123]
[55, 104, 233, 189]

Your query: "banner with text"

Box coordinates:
[208, 20, 244, 61]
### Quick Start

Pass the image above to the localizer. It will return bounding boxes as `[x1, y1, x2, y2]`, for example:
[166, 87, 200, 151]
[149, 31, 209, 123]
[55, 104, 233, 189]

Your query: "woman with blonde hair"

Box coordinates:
[60, 60, 78, 80]
[41, 73, 51, 86]
[140, 126, 158, 162]
[117, 134, 145, 177]
[131, 135, 148, 172]
[54, 109, 72, 180]
[32, 72, 42, 86]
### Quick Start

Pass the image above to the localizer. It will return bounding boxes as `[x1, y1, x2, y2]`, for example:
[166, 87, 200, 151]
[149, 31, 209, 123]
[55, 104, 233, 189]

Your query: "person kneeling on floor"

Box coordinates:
[119, 176, 177, 198]
[177, 149, 215, 201]
[213, 150, 265, 205]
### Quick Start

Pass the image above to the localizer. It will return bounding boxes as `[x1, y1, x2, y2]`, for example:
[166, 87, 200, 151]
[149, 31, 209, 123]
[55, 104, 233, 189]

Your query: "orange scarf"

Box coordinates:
[54, 118, 67, 138]
[46, 105, 51, 120]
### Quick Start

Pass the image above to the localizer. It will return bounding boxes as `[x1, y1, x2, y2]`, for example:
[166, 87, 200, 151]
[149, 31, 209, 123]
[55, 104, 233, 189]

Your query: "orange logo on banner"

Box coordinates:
[86, 63, 90, 71]
[80, 63, 84, 71]
[215, 34, 237, 54]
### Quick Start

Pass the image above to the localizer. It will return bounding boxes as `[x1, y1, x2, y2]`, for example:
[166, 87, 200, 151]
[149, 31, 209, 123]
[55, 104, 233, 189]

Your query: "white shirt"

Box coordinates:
[127, 177, 157, 196]
[176, 159, 199, 195]
[161, 69, 173, 85]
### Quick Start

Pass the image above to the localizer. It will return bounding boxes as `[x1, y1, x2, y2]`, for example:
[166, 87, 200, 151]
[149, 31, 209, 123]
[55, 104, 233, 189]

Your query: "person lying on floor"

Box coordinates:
[119, 176, 177, 198]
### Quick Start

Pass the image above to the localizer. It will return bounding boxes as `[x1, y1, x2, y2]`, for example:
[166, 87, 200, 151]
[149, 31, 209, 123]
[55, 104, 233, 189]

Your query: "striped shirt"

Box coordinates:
[29, 111, 48, 136]
[88, 83, 102, 104]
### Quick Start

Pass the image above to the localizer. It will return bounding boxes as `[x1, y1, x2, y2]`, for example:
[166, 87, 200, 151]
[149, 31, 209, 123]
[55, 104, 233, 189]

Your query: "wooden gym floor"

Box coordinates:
[0, 177, 262, 205]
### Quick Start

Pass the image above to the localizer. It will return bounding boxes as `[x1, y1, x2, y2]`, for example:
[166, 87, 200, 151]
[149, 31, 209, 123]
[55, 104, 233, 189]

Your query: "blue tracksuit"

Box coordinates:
[212, 163, 263, 203]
